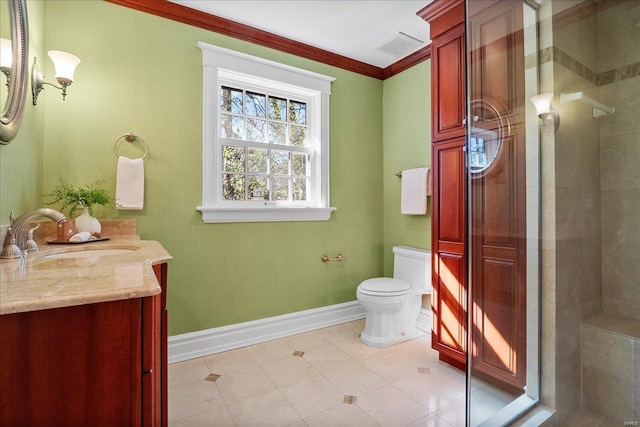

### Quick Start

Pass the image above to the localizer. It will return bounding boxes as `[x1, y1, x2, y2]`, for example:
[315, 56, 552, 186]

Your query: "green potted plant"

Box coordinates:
[44, 177, 113, 235]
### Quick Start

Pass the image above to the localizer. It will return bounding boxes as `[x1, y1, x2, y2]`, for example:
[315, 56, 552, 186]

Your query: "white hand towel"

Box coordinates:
[401, 167, 430, 215]
[116, 156, 144, 210]
[69, 231, 92, 242]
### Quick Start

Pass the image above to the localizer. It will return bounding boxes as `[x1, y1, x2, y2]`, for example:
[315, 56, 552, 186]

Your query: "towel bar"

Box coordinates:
[114, 133, 148, 160]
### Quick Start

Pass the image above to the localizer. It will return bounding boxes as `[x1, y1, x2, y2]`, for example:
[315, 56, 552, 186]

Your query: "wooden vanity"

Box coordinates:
[0, 226, 171, 426]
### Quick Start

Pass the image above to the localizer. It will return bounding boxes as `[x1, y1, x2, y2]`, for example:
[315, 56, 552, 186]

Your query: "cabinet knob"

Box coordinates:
[143, 369, 153, 374]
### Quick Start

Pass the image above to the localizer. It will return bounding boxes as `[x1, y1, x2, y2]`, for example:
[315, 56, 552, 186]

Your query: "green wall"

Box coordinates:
[382, 62, 432, 276]
[1, 0, 430, 337]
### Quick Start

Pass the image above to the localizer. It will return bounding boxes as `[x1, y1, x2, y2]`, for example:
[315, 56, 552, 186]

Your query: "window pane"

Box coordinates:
[248, 148, 268, 173]
[246, 118, 266, 142]
[268, 96, 287, 120]
[268, 122, 286, 145]
[220, 86, 243, 114]
[248, 176, 268, 200]
[271, 177, 290, 201]
[292, 153, 309, 176]
[289, 125, 307, 147]
[271, 150, 290, 175]
[222, 174, 245, 200]
[222, 146, 245, 172]
[289, 100, 307, 124]
[246, 91, 266, 117]
[220, 113, 233, 139]
[292, 178, 309, 201]
[220, 114, 244, 139]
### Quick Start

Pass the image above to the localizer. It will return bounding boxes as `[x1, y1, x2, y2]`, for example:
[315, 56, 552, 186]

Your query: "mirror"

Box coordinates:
[0, 0, 29, 144]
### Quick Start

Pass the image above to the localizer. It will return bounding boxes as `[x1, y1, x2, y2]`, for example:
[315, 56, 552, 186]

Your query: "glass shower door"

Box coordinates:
[465, 1, 541, 424]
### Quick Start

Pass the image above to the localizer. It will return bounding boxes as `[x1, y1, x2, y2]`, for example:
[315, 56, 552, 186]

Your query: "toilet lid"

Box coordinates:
[358, 278, 411, 296]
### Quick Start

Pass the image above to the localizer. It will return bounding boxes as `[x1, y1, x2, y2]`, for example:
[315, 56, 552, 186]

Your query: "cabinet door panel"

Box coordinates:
[431, 23, 466, 142]
[431, 138, 467, 367]
[0, 300, 142, 426]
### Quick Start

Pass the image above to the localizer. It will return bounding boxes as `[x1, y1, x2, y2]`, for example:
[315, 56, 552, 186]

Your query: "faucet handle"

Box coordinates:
[0, 227, 25, 259]
[26, 224, 40, 252]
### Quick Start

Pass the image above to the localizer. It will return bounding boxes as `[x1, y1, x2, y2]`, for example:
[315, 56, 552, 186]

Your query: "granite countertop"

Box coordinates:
[0, 236, 172, 315]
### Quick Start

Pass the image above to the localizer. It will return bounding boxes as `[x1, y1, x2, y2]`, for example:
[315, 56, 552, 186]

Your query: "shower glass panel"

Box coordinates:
[465, 1, 541, 424]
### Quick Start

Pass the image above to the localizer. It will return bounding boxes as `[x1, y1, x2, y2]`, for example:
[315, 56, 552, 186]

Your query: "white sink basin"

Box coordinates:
[44, 248, 138, 259]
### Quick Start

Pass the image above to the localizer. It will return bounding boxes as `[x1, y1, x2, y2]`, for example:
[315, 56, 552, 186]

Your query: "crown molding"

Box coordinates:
[105, 0, 430, 80]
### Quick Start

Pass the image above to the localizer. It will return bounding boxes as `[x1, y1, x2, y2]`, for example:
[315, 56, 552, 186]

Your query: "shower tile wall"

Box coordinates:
[550, 1, 602, 420]
[598, 1, 640, 320]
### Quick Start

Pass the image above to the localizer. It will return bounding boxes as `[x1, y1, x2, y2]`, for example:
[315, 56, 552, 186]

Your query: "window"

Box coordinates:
[197, 42, 336, 223]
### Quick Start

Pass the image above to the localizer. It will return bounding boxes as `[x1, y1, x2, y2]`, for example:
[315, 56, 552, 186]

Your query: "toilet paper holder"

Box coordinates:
[321, 254, 345, 263]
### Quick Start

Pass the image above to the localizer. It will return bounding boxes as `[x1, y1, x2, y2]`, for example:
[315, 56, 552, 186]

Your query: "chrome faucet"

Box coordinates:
[1, 208, 66, 257]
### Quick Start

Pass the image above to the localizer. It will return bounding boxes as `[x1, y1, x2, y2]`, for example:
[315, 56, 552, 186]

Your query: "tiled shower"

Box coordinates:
[543, 0, 640, 422]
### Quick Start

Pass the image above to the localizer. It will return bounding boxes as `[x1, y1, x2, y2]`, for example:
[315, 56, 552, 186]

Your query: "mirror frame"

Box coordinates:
[0, 0, 29, 144]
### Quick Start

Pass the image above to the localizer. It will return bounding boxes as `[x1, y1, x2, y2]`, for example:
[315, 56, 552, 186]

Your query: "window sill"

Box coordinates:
[197, 206, 336, 223]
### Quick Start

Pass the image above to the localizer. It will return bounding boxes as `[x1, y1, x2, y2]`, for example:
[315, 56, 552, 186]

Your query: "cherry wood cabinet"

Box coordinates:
[421, 0, 528, 392]
[419, 0, 468, 370]
[431, 137, 467, 368]
[0, 263, 169, 426]
[468, 0, 527, 394]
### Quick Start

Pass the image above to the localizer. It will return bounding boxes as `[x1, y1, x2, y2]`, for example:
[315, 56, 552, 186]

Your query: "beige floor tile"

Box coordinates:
[324, 362, 388, 396]
[393, 372, 465, 412]
[247, 338, 296, 365]
[362, 353, 419, 383]
[204, 347, 258, 375]
[316, 324, 361, 344]
[169, 405, 236, 427]
[215, 365, 276, 405]
[284, 330, 332, 353]
[389, 338, 440, 369]
[431, 397, 465, 427]
[357, 384, 430, 426]
[343, 319, 366, 332]
[304, 402, 380, 426]
[304, 344, 357, 374]
[169, 357, 212, 388]
[280, 375, 345, 418]
[334, 337, 391, 361]
[261, 354, 321, 388]
[429, 363, 466, 386]
[227, 389, 302, 427]
[407, 413, 455, 427]
[168, 379, 226, 422]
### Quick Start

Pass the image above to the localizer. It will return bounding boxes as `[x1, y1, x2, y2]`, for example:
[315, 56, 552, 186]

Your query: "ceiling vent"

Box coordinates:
[376, 32, 424, 58]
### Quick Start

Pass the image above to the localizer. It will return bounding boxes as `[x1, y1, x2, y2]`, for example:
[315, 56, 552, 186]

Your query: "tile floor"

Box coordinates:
[168, 320, 516, 426]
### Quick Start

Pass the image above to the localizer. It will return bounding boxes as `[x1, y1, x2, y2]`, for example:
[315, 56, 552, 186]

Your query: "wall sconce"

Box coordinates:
[531, 93, 559, 132]
[31, 50, 81, 105]
[0, 38, 12, 87]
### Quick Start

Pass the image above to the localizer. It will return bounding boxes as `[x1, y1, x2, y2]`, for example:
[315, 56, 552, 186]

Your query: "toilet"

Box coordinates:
[356, 246, 431, 347]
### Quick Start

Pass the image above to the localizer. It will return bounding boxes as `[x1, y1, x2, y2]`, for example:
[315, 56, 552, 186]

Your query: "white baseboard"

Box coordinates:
[168, 303, 433, 364]
[168, 301, 366, 364]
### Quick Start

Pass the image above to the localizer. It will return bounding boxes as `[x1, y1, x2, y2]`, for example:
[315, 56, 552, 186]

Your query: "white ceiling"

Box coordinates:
[170, 1, 434, 68]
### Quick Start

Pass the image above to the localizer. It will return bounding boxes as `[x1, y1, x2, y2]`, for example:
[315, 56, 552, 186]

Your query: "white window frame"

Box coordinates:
[197, 42, 336, 223]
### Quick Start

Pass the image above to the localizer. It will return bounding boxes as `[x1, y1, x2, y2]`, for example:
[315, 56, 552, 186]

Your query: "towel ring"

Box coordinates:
[114, 133, 148, 160]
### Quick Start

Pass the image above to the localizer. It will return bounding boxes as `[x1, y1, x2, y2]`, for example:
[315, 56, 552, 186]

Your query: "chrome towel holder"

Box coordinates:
[114, 132, 148, 160]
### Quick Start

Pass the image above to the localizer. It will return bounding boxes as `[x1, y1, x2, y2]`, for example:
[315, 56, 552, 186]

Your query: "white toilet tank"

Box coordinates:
[392, 246, 432, 293]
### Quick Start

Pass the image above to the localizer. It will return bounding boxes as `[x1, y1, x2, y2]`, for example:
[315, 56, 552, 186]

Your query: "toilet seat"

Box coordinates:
[357, 278, 411, 297]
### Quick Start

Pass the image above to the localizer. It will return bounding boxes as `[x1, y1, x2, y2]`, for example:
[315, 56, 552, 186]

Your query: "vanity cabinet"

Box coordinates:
[0, 263, 169, 426]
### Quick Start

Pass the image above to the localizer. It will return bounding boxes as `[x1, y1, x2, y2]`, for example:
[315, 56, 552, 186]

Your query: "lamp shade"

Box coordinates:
[531, 93, 554, 116]
[48, 50, 81, 82]
[0, 38, 12, 69]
